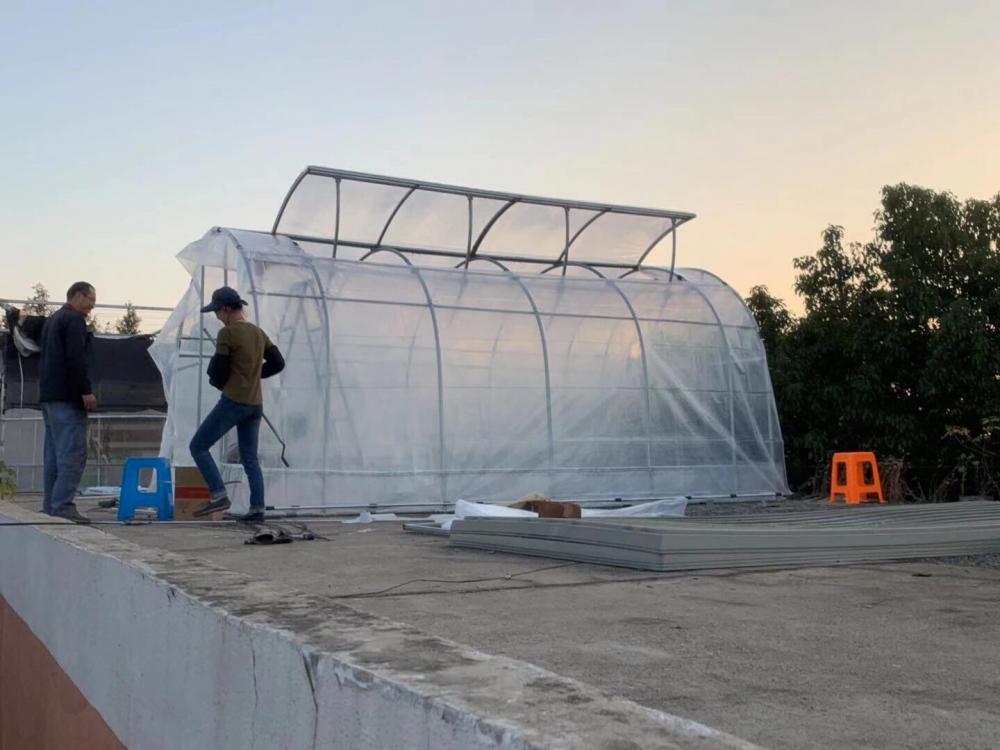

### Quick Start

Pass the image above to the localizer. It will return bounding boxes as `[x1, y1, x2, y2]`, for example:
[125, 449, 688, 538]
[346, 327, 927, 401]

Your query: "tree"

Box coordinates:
[4, 282, 51, 331]
[748, 184, 1000, 497]
[114, 302, 142, 335]
[745, 286, 792, 357]
[24, 282, 51, 316]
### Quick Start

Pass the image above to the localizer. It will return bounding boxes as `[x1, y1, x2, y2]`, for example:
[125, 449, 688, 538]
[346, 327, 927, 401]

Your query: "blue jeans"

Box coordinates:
[189, 396, 264, 511]
[42, 402, 88, 515]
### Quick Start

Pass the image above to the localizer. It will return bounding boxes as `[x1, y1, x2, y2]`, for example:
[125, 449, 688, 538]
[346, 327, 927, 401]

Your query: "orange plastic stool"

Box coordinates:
[830, 452, 884, 504]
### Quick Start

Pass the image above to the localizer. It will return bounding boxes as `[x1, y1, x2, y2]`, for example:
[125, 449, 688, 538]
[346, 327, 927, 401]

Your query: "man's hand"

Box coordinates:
[82, 394, 98, 412]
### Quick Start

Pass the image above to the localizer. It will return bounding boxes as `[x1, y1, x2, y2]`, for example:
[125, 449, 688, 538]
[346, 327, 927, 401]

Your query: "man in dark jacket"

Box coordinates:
[39, 282, 98, 523]
[191, 287, 285, 522]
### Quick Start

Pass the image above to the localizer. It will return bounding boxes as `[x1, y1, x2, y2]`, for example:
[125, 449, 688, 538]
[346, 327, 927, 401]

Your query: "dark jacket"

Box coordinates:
[39, 305, 93, 405]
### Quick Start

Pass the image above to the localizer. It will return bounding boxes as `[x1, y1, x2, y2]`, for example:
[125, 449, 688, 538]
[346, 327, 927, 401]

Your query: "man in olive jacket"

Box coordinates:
[191, 287, 285, 522]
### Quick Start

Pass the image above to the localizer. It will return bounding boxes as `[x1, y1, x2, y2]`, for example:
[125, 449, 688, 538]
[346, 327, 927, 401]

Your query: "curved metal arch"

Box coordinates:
[506, 274, 555, 477]
[271, 241, 322, 383]
[562, 206, 569, 276]
[469, 199, 518, 258]
[618, 267, 686, 282]
[454, 257, 512, 272]
[603, 278, 655, 493]
[227, 231, 263, 326]
[271, 169, 309, 234]
[292, 245, 382, 482]
[196, 228, 265, 424]
[622, 265, 780, 492]
[633, 219, 678, 277]
[446, 262, 556, 481]
[359, 245, 447, 502]
[304, 257, 334, 500]
[540, 262, 607, 279]
[655, 268, 736, 302]
[407, 267, 448, 503]
[672, 267, 782, 481]
[359, 247, 414, 266]
[638, 267, 757, 334]
[554, 209, 609, 267]
[273, 172, 345, 259]
[375, 186, 418, 247]
[668, 279, 741, 492]
[669, 266, 766, 329]
[466, 195, 473, 259]
[681, 265, 779, 456]
[666, 267, 727, 285]
[227, 233, 277, 464]
[196, 264, 207, 423]
[232, 231, 354, 474]
[332, 178, 341, 258]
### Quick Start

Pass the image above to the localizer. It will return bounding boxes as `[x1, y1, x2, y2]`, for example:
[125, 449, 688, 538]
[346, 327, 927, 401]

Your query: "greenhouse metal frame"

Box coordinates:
[151, 168, 788, 511]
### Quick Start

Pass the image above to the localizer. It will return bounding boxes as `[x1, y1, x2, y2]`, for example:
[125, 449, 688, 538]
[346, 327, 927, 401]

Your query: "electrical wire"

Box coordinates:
[0, 515, 329, 542]
[0, 519, 248, 528]
[326, 561, 579, 600]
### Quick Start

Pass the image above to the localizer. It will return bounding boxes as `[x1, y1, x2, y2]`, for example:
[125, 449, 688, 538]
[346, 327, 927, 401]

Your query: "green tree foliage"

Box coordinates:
[0, 458, 15, 498]
[3, 283, 50, 331]
[749, 184, 1000, 497]
[746, 285, 792, 355]
[24, 282, 51, 316]
[114, 302, 142, 335]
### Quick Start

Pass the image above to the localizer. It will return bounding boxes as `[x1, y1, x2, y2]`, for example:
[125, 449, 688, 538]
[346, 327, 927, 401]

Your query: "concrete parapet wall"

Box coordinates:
[0, 504, 762, 750]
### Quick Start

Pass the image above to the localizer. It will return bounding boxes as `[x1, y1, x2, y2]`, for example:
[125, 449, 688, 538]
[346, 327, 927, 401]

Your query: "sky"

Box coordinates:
[2, 0, 999, 316]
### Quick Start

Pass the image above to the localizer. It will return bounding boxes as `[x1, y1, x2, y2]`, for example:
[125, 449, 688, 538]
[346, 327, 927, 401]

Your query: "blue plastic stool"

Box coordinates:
[118, 457, 174, 521]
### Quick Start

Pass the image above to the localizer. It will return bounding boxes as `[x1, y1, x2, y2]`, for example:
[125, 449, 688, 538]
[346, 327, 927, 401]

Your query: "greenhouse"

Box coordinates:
[150, 168, 788, 510]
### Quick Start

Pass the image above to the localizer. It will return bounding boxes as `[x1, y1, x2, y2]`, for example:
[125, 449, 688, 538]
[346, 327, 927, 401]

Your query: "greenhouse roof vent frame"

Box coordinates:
[272, 167, 696, 279]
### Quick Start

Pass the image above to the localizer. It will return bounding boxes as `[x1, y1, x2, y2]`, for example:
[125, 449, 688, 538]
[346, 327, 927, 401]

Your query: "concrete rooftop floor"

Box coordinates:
[15, 495, 1000, 750]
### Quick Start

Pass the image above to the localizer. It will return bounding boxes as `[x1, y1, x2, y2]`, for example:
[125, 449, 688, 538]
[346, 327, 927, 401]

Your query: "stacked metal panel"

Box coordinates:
[449, 501, 1000, 571]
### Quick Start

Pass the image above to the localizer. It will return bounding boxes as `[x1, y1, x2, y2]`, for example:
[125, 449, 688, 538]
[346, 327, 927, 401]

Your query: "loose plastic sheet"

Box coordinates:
[151, 228, 788, 510]
[433, 497, 691, 532]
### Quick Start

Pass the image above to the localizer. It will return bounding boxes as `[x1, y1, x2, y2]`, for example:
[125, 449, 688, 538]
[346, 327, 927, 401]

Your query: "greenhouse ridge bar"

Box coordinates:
[150, 168, 788, 511]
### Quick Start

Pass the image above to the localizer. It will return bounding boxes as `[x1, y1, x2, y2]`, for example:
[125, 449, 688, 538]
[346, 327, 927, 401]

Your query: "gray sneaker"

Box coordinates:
[54, 505, 92, 524]
[193, 496, 231, 517]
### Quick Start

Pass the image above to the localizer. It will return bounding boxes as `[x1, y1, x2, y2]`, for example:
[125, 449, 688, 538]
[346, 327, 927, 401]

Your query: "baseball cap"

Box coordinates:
[200, 286, 247, 313]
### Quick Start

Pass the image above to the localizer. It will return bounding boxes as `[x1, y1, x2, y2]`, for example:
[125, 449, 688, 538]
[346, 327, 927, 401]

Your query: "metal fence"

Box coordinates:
[0, 410, 165, 492]
[1, 298, 173, 493]
[0, 298, 173, 336]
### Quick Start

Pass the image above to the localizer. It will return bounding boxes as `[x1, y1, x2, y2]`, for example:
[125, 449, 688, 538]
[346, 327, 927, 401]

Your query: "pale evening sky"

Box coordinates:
[2, 0, 998, 315]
